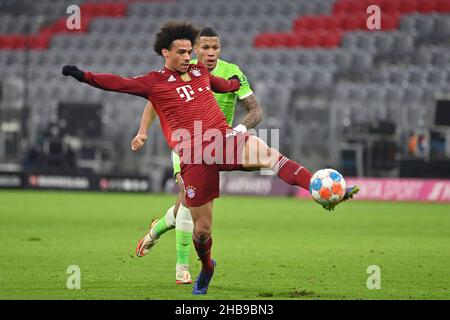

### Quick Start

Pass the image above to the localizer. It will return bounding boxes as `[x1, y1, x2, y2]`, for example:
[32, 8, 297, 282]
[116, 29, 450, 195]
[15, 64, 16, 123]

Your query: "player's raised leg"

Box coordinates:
[242, 135, 312, 190]
[241, 135, 358, 210]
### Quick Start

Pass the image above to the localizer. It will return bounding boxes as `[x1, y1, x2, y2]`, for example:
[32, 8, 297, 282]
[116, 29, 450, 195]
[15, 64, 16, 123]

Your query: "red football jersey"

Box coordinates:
[83, 64, 240, 152]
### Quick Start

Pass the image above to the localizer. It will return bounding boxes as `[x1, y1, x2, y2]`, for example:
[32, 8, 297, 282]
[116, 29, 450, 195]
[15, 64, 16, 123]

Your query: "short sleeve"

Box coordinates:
[229, 64, 253, 100]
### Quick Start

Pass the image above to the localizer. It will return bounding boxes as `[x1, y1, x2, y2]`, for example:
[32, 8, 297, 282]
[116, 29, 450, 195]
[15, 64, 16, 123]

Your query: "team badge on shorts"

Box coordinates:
[186, 185, 196, 198]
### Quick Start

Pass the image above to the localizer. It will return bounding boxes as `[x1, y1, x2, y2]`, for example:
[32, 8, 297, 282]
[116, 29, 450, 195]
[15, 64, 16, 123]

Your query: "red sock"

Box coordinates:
[273, 155, 312, 191]
[193, 235, 214, 272]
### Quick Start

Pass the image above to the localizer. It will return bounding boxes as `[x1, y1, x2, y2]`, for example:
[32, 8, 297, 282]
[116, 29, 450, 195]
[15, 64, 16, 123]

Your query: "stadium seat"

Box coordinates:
[399, 0, 419, 14]
[415, 15, 435, 37]
[389, 67, 409, 86]
[370, 68, 390, 84]
[433, 15, 450, 38]
[320, 30, 343, 48]
[339, 14, 366, 30]
[391, 33, 415, 60]
[433, 49, 450, 68]
[427, 69, 448, 88]
[414, 47, 433, 66]
[403, 85, 425, 103]
[380, 0, 401, 14]
[334, 50, 353, 73]
[399, 15, 418, 34]
[408, 67, 429, 86]
[381, 13, 400, 30]
[310, 69, 334, 92]
[436, 0, 450, 12]
[417, 0, 437, 14]
[385, 84, 405, 107]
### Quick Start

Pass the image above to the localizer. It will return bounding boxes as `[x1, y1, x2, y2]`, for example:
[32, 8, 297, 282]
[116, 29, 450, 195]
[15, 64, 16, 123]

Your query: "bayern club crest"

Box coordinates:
[191, 68, 201, 77]
[186, 185, 196, 198]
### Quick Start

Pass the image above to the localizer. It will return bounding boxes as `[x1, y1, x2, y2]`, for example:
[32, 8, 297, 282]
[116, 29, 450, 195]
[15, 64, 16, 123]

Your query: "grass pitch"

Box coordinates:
[0, 190, 449, 300]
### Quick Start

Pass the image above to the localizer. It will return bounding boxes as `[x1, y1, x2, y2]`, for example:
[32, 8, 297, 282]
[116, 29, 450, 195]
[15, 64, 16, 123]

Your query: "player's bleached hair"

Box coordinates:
[153, 21, 200, 56]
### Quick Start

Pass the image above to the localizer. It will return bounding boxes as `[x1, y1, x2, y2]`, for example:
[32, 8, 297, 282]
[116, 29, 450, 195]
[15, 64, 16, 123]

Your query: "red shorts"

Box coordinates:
[179, 131, 250, 207]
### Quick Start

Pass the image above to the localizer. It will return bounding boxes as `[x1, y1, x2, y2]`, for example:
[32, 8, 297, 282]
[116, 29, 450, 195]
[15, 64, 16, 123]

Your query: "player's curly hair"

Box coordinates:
[153, 21, 200, 56]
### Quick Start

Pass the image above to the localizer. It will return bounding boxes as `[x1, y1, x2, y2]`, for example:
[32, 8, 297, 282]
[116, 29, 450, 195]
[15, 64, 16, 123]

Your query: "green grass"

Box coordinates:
[0, 190, 449, 300]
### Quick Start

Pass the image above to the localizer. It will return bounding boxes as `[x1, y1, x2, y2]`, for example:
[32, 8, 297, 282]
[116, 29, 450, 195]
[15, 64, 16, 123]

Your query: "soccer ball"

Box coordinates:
[309, 169, 346, 206]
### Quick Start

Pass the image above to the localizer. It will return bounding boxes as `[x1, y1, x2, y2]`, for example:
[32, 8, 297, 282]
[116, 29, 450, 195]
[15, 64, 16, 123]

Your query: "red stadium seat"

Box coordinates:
[339, 14, 366, 30]
[417, 0, 437, 13]
[293, 16, 323, 32]
[253, 0, 444, 50]
[110, 3, 127, 16]
[399, 0, 418, 14]
[293, 17, 308, 32]
[333, 0, 349, 14]
[381, 13, 400, 31]
[346, 0, 368, 15]
[80, 3, 97, 16]
[13, 35, 27, 49]
[0, 35, 18, 49]
[334, 0, 365, 15]
[81, 2, 127, 17]
[278, 33, 301, 48]
[254, 33, 287, 48]
[380, 0, 401, 14]
[298, 31, 321, 48]
[253, 34, 270, 47]
[319, 30, 343, 48]
[436, 0, 450, 12]
[321, 16, 341, 31]
[28, 34, 51, 50]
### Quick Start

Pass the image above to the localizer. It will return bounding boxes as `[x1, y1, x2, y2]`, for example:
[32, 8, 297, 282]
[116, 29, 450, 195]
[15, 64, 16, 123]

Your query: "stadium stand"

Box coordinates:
[0, 0, 449, 184]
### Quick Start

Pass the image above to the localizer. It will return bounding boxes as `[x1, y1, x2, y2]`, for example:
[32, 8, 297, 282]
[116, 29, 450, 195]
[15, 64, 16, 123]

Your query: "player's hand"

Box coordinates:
[62, 65, 85, 82]
[233, 124, 247, 133]
[131, 134, 148, 151]
[228, 75, 242, 86]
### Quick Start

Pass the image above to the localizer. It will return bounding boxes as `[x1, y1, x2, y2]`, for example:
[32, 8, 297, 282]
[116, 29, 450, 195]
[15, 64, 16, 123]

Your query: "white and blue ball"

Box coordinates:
[309, 168, 346, 206]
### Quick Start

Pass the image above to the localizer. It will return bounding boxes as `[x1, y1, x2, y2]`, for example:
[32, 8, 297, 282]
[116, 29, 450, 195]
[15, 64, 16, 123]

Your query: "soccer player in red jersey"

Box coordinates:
[62, 21, 358, 295]
[131, 27, 263, 286]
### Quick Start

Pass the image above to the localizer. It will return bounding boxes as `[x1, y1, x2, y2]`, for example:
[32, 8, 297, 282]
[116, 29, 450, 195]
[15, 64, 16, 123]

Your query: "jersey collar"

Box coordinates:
[162, 66, 181, 75]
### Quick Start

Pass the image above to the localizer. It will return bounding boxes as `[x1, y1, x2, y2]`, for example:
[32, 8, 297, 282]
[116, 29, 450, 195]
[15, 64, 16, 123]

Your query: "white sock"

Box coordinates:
[165, 205, 176, 227]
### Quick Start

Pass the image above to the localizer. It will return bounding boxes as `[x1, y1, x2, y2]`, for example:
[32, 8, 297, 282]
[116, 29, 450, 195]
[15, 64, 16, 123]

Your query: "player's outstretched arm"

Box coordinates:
[131, 101, 157, 151]
[62, 65, 150, 98]
[209, 75, 240, 93]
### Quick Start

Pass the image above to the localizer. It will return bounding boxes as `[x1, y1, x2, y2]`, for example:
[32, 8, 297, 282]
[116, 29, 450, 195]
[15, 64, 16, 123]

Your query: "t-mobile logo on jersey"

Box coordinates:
[176, 85, 195, 102]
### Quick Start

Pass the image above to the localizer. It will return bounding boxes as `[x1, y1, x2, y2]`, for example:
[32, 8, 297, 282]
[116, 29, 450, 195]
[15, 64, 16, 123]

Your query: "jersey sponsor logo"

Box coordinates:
[176, 85, 195, 102]
[168, 75, 176, 82]
[186, 185, 196, 198]
[191, 68, 201, 77]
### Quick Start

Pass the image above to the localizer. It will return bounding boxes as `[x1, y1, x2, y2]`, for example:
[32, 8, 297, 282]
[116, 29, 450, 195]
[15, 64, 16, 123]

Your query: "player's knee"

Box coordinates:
[194, 224, 211, 241]
[259, 148, 279, 168]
